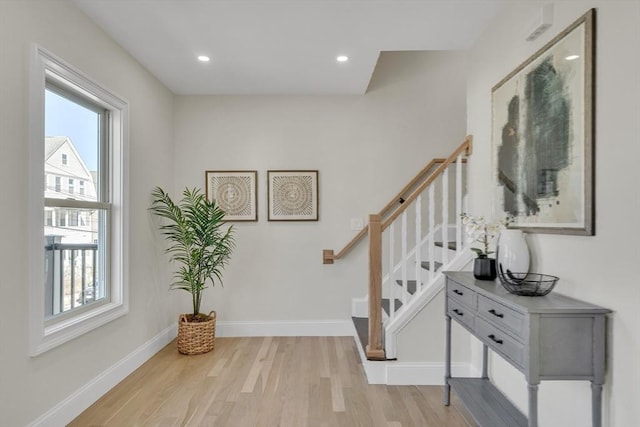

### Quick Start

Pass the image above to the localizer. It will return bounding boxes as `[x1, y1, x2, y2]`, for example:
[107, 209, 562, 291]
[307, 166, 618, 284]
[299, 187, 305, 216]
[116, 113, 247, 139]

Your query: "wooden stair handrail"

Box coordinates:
[323, 158, 444, 264]
[377, 157, 446, 218]
[382, 136, 473, 230]
[323, 226, 369, 264]
[322, 136, 472, 264]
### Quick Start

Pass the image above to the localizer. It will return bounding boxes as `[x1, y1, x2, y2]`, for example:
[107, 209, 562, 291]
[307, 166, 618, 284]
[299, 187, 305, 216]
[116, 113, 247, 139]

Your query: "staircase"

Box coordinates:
[324, 136, 473, 368]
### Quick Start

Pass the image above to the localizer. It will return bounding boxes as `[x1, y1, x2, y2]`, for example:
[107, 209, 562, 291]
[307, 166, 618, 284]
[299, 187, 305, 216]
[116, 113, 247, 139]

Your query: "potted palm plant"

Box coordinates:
[150, 187, 235, 355]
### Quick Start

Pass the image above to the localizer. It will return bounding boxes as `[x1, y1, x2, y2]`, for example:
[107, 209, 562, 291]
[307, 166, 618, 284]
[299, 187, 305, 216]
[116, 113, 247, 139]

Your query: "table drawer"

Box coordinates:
[478, 294, 525, 340]
[475, 317, 524, 369]
[447, 298, 474, 331]
[447, 282, 475, 309]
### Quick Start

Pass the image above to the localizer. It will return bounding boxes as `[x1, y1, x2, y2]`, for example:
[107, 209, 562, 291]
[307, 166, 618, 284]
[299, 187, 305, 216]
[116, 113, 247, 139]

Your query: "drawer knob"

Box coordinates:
[453, 289, 464, 296]
[453, 309, 464, 316]
[488, 309, 504, 318]
[488, 334, 504, 345]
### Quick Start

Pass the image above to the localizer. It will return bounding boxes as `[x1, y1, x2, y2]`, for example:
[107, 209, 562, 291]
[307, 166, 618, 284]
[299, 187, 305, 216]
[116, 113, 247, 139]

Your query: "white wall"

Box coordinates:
[173, 52, 469, 340]
[466, 2, 640, 426]
[0, 1, 175, 425]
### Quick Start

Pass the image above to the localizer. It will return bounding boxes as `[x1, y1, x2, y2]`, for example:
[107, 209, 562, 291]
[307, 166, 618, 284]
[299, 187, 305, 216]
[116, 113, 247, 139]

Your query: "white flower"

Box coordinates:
[460, 213, 512, 257]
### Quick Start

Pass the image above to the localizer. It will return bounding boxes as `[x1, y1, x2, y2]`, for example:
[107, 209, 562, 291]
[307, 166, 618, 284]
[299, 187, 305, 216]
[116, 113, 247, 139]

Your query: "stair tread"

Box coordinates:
[352, 316, 369, 353]
[421, 261, 443, 271]
[434, 241, 457, 251]
[394, 280, 418, 295]
[382, 298, 403, 315]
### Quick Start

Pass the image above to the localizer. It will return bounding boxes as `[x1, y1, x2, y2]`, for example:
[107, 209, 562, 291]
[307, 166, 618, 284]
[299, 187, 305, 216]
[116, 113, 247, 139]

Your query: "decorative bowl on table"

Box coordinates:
[498, 271, 559, 296]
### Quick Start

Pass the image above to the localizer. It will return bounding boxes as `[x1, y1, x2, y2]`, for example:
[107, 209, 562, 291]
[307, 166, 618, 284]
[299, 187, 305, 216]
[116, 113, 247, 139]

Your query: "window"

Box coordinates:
[29, 45, 129, 356]
[68, 210, 79, 227]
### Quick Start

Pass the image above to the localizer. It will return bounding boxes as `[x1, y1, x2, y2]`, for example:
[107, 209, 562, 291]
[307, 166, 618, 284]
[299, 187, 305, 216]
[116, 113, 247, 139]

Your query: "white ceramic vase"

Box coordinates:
[496, 229, 530, 275]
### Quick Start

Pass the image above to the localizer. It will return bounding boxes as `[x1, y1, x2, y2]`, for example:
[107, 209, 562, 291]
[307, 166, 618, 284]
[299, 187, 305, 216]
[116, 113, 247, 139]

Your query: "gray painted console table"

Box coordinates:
[443, 271, 611, 427]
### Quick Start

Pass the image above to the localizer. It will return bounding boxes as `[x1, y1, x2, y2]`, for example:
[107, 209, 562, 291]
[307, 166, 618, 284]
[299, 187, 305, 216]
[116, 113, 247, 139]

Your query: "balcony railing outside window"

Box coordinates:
[44, 236, 102, 316]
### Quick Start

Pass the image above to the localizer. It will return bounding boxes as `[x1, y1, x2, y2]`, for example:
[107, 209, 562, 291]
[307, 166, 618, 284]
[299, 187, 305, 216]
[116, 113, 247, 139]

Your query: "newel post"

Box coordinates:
[367, 214, 385, 360]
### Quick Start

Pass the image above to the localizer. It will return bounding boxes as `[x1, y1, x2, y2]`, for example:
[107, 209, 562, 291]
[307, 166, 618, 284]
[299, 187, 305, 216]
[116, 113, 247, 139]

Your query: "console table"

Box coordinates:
[443, 271, 611, 427]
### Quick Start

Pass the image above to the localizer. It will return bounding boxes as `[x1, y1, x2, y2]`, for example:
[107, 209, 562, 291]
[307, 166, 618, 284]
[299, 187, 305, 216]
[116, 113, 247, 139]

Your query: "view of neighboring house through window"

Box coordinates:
[45, 86, 104, 316]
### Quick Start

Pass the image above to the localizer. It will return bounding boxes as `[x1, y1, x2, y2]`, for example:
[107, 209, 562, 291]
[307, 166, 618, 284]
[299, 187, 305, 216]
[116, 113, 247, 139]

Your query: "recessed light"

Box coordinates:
[565, 55, 580, 61]
[336, 55, 349, 63]
[197, 55, 211, 62]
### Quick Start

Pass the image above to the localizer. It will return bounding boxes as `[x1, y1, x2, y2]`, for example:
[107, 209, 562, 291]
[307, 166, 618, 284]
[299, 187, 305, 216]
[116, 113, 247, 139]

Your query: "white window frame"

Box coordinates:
[29, 45, 129, 356]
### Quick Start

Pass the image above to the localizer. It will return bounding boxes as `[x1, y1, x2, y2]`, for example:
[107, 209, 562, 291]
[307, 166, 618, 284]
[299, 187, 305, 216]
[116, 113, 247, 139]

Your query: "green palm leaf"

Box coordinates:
[150, 187, 235, 316]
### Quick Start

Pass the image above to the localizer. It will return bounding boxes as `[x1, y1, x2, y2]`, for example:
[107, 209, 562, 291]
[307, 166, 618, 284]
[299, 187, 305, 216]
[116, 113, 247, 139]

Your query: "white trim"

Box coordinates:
[363, 361, 474, 385]
[351, 294, 368, 318]
[28, 325, 176, 427]
[216, 320, 355, 337]
[351, 327, 472, 384]
[384, 250, 474, 359]
[28, 44, 130, 356]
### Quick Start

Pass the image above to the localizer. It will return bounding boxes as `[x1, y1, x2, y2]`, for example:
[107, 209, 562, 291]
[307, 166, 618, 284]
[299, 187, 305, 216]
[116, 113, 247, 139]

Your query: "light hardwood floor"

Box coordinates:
[70, 336, 475, 427]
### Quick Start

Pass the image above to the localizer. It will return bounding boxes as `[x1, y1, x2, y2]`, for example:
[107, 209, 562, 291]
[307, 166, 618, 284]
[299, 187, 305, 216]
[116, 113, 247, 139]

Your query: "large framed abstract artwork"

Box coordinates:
[492, 9, 595, 235]
[267, 170, 318, 221]
[205, 170, 258, 221]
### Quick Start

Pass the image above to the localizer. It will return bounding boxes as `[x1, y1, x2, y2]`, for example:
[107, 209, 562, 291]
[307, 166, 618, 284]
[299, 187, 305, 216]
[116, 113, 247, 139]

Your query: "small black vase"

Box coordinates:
[473, 257, 497, 280]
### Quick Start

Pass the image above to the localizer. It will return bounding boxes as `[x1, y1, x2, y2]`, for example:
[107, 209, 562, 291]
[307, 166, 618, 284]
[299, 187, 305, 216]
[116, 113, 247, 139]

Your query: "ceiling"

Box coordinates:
[72, 0, 506, 95]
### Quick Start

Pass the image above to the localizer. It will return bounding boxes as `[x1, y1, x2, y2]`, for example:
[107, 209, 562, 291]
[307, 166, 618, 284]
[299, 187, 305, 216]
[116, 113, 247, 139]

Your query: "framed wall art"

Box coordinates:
[492, 9, 595, 235]
[267, 170, 318, 221]
[205, 170, 257, 221]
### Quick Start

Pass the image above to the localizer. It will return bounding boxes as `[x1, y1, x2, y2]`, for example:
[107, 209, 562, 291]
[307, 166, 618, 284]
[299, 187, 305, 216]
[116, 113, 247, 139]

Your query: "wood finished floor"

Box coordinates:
[70, 336, 475, 427]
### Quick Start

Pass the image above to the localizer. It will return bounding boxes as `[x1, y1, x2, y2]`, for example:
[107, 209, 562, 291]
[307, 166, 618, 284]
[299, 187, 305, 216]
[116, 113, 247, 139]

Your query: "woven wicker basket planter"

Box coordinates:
[177, 311, 216, 355]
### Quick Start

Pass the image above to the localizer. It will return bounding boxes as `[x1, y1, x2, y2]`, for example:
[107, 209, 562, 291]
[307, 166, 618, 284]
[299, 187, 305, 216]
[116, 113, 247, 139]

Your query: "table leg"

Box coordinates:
[592, 382, 603, 427]
[528, 383, 539, 427]
[444, 314, 451, 406]
[482, 344, 489, 379]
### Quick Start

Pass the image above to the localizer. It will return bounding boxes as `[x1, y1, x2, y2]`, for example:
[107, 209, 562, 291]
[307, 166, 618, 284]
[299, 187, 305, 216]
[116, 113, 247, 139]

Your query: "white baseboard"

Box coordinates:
[28, 325, 176, 427]
[351, 327, 471, 385]
[372, 361, 473, 385]
[216, 319, 355, 337]
[351, 295, 368, 318]
[362, 357, 472, 385]
[360, 349, 472, 385]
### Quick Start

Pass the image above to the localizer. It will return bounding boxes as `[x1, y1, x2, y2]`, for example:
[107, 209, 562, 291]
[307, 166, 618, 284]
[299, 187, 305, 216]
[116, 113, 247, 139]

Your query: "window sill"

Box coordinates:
[31, 300, 128, 357]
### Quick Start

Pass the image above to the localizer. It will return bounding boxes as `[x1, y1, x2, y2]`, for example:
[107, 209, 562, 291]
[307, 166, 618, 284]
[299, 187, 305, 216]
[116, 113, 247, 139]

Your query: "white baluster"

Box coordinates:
[456, 153, 463, 253]
[415, 194, 422, 292]
[428, 185, 435, 283]
[389, 223, 395, 320]
[442, 168, 449, 265]
[401, 210, 408, 307]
